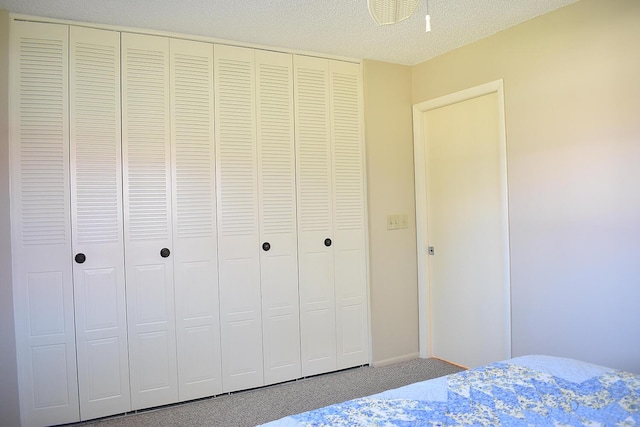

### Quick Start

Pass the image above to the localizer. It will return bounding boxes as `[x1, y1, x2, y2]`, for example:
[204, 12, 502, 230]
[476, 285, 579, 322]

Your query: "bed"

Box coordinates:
[258, 355, 640, 426]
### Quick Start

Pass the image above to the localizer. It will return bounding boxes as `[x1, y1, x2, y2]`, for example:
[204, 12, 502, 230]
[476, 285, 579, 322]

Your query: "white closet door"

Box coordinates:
[294, 55, 337, 377]
[69, 26, 131, 420]
[122, 32, 178, 410]
[10, 20, 79, 427]
[170, 38, 222, 400]
[214, 44, 263, 392]
[255, 50, 300, 385]
[329, 61, 369, 369]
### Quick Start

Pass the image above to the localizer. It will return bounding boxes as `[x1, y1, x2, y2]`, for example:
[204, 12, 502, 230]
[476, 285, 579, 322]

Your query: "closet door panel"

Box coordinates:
[330, 61, 369, 369]
[294, 55, 337, 377]
[9, 21, 80, 427]
[122, 32, 178, 410]
[260, 252, 300, 383]
[69, 26, 131, 420]
[214, 44, 263, 392]
[333, 236, 368, 367]
[255, 50, 301, 385]
[170, 38, 222, 401]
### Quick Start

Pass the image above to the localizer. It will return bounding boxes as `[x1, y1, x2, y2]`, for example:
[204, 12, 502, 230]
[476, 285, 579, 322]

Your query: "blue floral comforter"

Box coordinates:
[259, 356, 640, 426]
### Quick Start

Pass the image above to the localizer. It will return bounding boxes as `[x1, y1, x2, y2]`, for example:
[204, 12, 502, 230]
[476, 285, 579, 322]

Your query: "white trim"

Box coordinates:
[9, 13, 362, 65]
[358, 62, 374, 367]
[412, 79, 512, 360]
[412, 104, 429, 358]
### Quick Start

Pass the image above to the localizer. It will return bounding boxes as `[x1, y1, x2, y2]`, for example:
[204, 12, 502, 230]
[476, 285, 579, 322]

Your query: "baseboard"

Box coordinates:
[432, 356, 469, 370]
[371, 352, 420, 368]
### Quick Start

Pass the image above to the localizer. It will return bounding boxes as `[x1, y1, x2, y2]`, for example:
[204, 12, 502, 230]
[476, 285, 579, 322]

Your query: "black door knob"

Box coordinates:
[75, 253, 86, 264]
[324, 238, 332, 247]
[262, 242, 271, 251]
[160, 248, 171, 258]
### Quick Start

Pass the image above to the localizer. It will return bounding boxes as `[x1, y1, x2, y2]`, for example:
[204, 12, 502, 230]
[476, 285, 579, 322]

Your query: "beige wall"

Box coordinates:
[363, 60, 419, 365]
[412, 0, 640, 372]
[0, 9, 21, 426]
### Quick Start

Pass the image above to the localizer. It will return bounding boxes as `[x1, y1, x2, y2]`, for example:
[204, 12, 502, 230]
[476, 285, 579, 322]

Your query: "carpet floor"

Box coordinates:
[75, 358, 464, 427]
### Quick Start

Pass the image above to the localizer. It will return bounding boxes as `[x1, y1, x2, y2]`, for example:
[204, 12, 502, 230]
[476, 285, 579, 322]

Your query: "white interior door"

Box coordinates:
[170, 38, 222, 401]
[329, 61, 369, 370]
[122, 32, 178, 409]
[255, 50, 301, 385]
[214, 44, 264, 393]
[294, 55, 337, 377]
[415, 82, 511, 368]
[10, 20, 80, 427]
[70, 25, 131, 420]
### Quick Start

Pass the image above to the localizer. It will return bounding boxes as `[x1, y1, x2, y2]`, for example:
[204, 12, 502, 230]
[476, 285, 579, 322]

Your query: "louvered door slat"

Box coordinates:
[122, 32, 178, 410]
[296, 64, 332, 233]
[330, 61, 369, 369]
[256, 50, 300, 385]
[294, 55, 337, 377]
[10, 20, 80, 427]
[70, 26, 131, 421]
[170, 38, 222, 401]
[214, 44, 263, 393]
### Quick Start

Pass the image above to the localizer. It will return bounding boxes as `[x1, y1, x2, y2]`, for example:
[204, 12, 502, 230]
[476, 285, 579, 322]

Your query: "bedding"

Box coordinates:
[259, 355, 640, 426]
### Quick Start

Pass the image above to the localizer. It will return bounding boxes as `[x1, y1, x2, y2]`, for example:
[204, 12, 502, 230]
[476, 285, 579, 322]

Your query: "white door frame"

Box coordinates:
[412, 80, 511, 359]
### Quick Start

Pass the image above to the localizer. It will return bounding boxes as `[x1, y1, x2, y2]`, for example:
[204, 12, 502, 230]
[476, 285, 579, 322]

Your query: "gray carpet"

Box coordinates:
[76, 358, 464, 427]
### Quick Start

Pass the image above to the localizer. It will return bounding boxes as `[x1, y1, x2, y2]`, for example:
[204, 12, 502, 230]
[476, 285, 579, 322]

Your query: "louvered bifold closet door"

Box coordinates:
[9, 21, 80, 427]
[214, 44, 263, 392]
[329, 61, 369, 369]
[69, 26, 131, 420]
[293, 55, 337, 377]
[170, 38, 222, 400]
[121, 33, 178, 410]
[255, 50, 301, 385]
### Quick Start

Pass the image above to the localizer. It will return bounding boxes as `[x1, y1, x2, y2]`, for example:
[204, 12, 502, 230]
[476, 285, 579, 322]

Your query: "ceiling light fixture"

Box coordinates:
[367, 0, 420, 25]
[425, 0, 431, 32]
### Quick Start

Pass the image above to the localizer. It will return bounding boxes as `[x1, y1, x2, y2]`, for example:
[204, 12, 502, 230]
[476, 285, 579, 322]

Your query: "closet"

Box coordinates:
[8, 17, 368, 427]
[215, 45, 300, 392]
[295, 56, 369, 377]
[122, 32, 222, 409]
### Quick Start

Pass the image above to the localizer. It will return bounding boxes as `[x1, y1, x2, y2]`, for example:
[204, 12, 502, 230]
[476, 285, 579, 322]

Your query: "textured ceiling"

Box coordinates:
[0, 0, 579, 65]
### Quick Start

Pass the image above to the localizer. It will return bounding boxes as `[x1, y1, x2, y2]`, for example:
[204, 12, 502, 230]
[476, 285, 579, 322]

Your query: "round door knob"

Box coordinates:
[324, 238, 332, 247]
[160, 248, 171, 258]
[75, 253, 86, 264]
[262, 242, 271, 251]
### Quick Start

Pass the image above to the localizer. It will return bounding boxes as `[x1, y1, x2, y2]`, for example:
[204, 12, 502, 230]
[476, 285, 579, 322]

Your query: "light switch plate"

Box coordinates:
[387, 214, 408, 230]
[387, 215, 398, 230]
